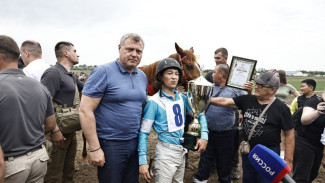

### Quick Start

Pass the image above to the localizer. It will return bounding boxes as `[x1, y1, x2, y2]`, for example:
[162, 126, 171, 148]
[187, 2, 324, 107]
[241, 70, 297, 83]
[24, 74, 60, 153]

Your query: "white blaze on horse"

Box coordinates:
[139, 43, 201, 95]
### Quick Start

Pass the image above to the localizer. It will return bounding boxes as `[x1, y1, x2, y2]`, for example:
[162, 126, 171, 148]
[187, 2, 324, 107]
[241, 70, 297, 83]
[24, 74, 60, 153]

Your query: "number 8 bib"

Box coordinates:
[164, 94, 185, 132]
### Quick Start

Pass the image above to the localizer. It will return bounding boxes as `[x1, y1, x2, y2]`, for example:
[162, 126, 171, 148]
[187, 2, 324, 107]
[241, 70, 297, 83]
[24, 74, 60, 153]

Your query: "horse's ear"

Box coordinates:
[175, 42, 185, 57]
[189, 47, 194, 53]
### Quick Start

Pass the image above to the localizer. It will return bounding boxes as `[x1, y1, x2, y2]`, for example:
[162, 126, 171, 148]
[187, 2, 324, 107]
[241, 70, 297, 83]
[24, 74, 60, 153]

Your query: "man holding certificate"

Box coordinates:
[209, 72, 295, 183]
[194, 64, 252, 183]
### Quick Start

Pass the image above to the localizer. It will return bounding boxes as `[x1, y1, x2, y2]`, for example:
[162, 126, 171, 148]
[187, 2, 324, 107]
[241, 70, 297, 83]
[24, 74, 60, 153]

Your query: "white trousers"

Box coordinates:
[154, 141, 187, 183]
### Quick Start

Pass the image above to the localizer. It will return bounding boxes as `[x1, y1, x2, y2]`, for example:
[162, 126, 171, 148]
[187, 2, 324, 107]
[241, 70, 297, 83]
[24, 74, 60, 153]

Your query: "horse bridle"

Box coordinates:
[177, 54, 189, 83]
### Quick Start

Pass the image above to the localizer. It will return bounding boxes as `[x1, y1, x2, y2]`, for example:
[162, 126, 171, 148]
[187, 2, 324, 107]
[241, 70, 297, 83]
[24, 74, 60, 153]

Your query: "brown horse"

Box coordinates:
[139, 43, 201, 95]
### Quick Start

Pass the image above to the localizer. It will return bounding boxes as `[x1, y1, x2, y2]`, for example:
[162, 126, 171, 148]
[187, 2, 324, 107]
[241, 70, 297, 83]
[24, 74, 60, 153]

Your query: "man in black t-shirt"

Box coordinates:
[210, 72, 295, 183]
[292, 97, 325, 183]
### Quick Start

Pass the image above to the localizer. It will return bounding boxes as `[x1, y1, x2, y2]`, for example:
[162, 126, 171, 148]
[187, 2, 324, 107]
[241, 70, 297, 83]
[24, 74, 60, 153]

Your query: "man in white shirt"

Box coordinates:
[20, 40, 50, 81]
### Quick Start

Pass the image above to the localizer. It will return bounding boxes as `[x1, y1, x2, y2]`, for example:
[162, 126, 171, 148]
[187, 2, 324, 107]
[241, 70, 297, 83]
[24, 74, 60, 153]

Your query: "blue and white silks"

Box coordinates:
[138, 90, 208, 165]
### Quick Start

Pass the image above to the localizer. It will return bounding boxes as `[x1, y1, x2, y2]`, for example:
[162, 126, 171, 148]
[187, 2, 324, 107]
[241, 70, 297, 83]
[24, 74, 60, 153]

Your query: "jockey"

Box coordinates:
[138, 58, 208, 183]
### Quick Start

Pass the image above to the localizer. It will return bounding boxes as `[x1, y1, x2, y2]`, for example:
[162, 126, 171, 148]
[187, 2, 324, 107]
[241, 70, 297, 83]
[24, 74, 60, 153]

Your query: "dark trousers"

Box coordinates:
[242, 145, 280, 183]
[194, 130, 234, 183]
[293, 137, 323, 183]
[232, 121, 242, 168]
[98, 138, 139, 183]
[45, 132, 77, 183]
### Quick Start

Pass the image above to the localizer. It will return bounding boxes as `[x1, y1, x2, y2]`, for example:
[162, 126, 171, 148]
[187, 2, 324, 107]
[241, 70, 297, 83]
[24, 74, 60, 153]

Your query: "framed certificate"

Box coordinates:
[226, 56, 257, 90]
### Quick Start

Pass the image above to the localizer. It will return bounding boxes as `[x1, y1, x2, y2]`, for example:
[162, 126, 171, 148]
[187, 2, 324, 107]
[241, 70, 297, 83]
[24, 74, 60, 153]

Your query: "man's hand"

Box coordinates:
[322, 156, 325, 168]
[195, 139, 208, 153]
[176, 85, 186, 95]
[89, 148, 105, 167]
[317, 102, 325, 114]
[50, 130, 65, 149]
[139, 164, 153, 182]
[244, 81, 254, 95]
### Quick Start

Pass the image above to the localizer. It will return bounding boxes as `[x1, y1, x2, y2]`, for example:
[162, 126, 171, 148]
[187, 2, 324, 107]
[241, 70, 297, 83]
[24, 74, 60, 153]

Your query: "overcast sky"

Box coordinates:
[1, 0, 324, 71]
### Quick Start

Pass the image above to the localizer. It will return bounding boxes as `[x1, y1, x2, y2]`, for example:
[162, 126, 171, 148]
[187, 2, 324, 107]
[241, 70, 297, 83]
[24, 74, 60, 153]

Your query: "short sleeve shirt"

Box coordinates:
[275, 84, 297, 104]
[0, 69, 54, 157]
[206, 85, 246, 131]
[82, 59, 147, 140]
[41, 62, 84, 107]
[233, 95, 294, 148]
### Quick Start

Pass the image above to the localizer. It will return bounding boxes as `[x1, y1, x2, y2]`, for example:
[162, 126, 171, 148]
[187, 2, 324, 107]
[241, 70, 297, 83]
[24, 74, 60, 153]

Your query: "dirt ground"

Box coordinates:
[73, 92, 325, 183]
[73, 130, 325, 183]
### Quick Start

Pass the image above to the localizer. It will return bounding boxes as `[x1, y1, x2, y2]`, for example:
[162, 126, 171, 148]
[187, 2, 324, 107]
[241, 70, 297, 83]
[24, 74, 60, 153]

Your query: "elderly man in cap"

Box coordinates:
[209, 72, 295, 183]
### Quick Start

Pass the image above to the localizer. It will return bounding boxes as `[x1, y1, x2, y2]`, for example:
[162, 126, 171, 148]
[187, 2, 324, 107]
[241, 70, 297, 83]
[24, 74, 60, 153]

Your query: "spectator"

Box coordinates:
[193, 64, 252, 183]
[79, 33, 147, 183]
[292, 92, 325, 182]
[275, 70, 300, 105]
[42, 41, 84, 183]
[205, 47, 228, 83]
[290, 79, 320, 114]
[0, 35, 64, 183]
[209, 72, 295, 183]
[20, 40, 50, 81]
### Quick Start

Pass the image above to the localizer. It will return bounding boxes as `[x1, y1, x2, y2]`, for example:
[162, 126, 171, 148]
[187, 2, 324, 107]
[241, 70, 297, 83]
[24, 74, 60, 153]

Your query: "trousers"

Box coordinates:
[44, 132, 77, 183]
[5, 146, 48, 183]
[154, 141, 187, 183]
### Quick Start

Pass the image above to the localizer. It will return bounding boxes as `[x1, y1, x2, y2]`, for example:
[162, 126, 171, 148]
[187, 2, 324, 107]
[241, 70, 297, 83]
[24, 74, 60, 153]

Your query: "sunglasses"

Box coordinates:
[255, 83, 274, 89]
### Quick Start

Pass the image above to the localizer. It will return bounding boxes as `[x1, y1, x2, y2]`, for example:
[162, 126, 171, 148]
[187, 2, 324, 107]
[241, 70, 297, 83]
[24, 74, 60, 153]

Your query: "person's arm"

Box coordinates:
[290, 97, 298, 114]
[300, 104, 324, 125]
[210, 97, 237, 108]
[44, 114, 65, 148]
[195, 113, 208, 153]
[78, 94, 104, 167]
[292, 91, 300, 97]
[0, 144, 4, 183]
[138, 130, 152, 182]
[138, 101, 155, 182]
[283, 128, 295, 170]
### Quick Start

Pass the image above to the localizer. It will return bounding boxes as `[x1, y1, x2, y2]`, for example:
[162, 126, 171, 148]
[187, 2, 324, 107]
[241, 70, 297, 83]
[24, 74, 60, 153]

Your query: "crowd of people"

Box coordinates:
[0, 33, 325, 183]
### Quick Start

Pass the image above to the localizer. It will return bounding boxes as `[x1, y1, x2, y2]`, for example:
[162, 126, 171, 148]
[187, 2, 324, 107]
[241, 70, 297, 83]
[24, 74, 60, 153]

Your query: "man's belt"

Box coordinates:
[4, 145, 43, 161]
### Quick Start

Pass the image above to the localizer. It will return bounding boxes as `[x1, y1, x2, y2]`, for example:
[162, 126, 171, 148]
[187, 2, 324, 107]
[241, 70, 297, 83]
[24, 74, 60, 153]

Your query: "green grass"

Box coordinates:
[287, 76, 325, 91]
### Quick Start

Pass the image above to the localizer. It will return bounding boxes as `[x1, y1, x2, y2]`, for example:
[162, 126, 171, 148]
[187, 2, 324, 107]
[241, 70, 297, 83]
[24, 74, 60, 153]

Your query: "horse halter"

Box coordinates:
[178, 54, 189, 83]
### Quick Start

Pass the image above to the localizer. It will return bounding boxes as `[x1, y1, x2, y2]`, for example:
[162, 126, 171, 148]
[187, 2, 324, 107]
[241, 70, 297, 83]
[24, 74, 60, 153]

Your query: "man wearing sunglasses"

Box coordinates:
[209, 72, 295, 183]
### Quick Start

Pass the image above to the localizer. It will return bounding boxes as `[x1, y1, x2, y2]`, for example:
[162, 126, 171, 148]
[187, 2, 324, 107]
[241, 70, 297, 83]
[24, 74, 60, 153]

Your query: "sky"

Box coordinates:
[1, 0, 325, 71]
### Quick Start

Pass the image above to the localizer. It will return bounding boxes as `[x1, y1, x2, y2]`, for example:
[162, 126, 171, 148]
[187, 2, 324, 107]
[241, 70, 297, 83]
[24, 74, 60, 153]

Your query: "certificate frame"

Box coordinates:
[226, 56, 257, 90]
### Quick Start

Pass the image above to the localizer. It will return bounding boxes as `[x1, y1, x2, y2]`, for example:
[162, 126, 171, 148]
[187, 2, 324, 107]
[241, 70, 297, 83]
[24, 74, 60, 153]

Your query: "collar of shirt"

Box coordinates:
[160, 90, 181, 101]
[0, 68, 25, 75]
[114, 58, 138, 74]
[55, 62, 74, 77]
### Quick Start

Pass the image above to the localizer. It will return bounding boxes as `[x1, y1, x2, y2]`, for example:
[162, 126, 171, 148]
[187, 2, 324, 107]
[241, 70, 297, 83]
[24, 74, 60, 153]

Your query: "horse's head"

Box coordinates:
[169, 43, 201, 87]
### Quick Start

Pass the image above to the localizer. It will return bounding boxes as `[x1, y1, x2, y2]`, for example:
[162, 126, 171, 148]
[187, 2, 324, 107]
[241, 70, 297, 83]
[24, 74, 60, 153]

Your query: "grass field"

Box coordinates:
[286, 76, 325, 92]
